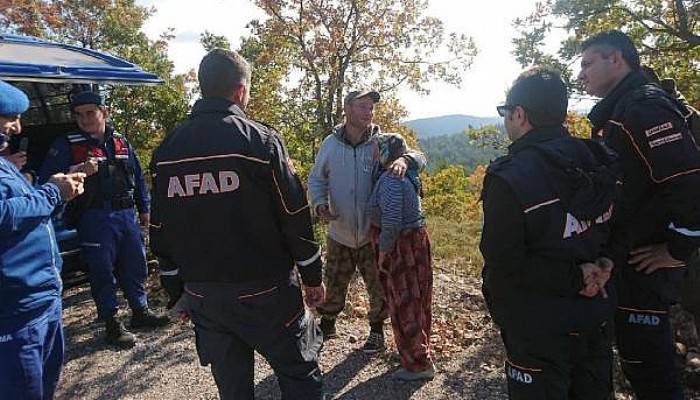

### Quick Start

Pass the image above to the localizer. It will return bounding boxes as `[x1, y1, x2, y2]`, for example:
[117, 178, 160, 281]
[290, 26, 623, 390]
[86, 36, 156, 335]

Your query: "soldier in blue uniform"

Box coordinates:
[0, 80, 85, 399]
[39, 92, 168, 349]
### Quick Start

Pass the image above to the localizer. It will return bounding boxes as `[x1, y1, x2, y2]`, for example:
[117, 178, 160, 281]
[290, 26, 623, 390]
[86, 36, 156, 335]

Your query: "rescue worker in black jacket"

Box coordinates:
[579, 30, 700, 400]
[481, 68, 618, 399]
[150, 49, 326, 400]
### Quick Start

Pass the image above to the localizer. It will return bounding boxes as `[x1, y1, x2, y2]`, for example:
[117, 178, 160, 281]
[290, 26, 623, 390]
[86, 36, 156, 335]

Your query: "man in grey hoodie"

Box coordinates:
[308, 90, 425, 353]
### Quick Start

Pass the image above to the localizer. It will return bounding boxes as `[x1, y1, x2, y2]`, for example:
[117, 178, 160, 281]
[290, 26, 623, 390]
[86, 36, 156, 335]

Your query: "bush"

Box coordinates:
[421, 164, 485, 275]
[422, 164, 484, 221]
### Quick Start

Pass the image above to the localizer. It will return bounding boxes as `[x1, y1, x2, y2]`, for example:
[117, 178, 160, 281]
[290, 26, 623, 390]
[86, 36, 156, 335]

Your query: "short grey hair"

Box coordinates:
[198, 49, 252, 98]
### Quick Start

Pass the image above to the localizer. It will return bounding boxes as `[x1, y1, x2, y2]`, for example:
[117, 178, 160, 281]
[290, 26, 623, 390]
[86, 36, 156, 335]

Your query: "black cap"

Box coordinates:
[70, 91, 105, 110]
[344, 90, 380, 107]
[505, 68, 568, 126]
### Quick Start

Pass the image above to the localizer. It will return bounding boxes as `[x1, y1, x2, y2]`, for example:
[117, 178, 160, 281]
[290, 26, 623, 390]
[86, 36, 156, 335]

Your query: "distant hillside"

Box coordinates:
[404, 114, 501, 139]
[419, 129, 506, 174]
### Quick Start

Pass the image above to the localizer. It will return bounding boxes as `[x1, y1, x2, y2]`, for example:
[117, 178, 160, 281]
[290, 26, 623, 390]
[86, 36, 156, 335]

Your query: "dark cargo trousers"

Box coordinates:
[184, 273, 323, 400]
[317, 237, 387, 325]
[500, 323, 613, 400]
[614, 266, 685, 400]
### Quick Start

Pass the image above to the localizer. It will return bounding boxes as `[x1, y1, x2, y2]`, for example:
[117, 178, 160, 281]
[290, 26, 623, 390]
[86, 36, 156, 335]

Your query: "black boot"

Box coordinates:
[130, 307, 170, 330]
[319, 317, 337, 341]
[362, 322, 385, 354]
[105, 316, 136, 349]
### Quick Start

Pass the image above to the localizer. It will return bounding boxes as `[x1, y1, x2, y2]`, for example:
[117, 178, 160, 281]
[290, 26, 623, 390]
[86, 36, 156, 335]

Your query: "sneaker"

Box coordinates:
[130, 307, 170, 330]
[105, 316, 136, 349]
[362, 331, 385, 354]
[319, 318, 337, 341]
[392, 365, 435, 381]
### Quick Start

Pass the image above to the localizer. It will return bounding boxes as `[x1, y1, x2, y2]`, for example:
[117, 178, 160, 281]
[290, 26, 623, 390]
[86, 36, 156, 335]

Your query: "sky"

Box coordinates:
[137, 0, 570, 120]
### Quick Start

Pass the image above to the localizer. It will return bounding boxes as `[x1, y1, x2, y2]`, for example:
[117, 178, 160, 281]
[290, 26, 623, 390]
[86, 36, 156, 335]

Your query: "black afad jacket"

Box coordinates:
[588, 71, 700, 266]
[480, 126, 618, 336]
[150, 98, 322, 286]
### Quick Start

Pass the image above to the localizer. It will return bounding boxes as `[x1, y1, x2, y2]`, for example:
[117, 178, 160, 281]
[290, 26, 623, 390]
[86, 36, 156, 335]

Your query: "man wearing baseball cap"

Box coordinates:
[308, 89, 426, 353]
[39, 90, 169, 349]
[0, 80, 86, 399]
[481, 68, 618, 399]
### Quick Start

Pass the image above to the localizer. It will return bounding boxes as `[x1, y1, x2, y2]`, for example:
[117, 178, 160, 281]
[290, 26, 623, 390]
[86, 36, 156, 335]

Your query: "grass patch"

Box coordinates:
[426, 215, 483, 277]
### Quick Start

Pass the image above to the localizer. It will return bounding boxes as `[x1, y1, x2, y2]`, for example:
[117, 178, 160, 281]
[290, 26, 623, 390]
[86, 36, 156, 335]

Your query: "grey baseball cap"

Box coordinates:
[344, 90, 380, 107]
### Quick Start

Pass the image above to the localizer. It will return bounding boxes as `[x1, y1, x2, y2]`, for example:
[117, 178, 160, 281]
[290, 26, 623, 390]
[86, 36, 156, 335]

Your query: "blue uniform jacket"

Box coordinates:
[0, 157, 63, 321]
[38, 129, 150, 213]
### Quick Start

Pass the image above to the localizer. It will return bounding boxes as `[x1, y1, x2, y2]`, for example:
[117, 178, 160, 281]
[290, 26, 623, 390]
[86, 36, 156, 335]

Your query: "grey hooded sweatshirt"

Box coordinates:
[307, 124, 425, 249]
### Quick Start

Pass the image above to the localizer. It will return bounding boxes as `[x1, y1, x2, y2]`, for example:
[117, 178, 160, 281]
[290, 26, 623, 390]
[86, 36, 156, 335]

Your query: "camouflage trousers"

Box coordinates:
[316, 237, 388, 325]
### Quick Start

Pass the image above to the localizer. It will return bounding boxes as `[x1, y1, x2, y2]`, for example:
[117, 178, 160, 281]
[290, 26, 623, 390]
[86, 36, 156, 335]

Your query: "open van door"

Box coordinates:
[0, 34, 163, 168]
[0, 34, 163, 85]
[0, 34, 163, 288]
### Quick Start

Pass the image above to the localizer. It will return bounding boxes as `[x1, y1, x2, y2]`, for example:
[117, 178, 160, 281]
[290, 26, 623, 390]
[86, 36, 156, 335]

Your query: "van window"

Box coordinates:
[12, 82, 75, 126]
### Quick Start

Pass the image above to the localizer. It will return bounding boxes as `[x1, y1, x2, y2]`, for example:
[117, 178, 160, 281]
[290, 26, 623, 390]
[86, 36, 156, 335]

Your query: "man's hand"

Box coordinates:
[22, 172, 34, 184]
[304, 283, 326, 308]
[591, 257, 613, 298]
[629, 243, 685, 274]
[69, 158, 99, 177]
[594, 257, 613, 288]
[389, 156, 408, 177]
[167, 295, 190, 323]
[139, 212, 150, 228]
[49, 172, 86, 202]
[579, 262, 601, 298]
[578, 257, 614, 298]
[3, 151, 27, 170]
[171, 309, 190, 323]
[316, 204, 338, 222]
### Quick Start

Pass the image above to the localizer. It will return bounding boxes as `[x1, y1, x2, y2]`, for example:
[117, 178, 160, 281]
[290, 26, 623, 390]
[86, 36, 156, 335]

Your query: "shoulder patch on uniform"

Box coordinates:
[645, 122, 673, 138]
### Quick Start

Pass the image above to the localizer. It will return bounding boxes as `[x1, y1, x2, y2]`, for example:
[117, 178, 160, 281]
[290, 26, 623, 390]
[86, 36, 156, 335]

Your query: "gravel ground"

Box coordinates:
[56, 269, 700, 399]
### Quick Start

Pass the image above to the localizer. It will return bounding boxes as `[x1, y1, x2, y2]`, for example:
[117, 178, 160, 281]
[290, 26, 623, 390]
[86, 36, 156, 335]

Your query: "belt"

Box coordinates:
[95, 196, 135, 210]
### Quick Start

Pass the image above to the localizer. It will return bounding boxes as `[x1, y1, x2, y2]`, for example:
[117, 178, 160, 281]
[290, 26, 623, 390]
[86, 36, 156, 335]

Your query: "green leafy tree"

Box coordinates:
[236, 29, 318, 179]
[247, 0, 478, 138]
[226, 0, 477, 179]
[465, 124, 509, 150]
[372, 95, 420, 150]
[566, 111, 593, 137]
[201, 31, 232, 52]
[422, 164, 485, 221]
[512, 0, 700, 103]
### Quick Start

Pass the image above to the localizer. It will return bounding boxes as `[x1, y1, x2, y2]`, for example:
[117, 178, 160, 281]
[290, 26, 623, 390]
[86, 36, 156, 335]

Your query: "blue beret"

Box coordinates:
[70, 91, 105, 110]
[0, 80, 29, 116]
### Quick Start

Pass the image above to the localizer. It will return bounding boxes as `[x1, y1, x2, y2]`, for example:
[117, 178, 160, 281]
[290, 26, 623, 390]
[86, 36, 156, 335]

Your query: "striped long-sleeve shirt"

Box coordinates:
[367, 170, 425, 252]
